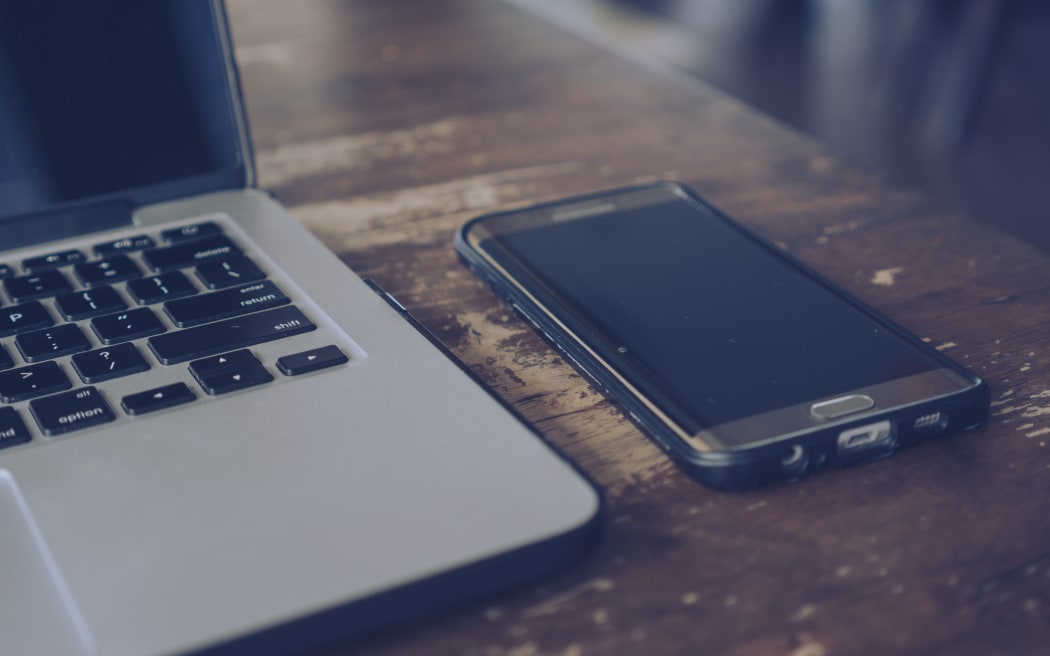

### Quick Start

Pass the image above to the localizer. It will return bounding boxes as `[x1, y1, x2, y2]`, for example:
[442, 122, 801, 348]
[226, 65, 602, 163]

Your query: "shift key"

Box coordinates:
[148, 306, 316, 364]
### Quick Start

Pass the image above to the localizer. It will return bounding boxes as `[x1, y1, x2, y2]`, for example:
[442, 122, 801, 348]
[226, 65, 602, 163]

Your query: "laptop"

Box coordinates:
[0, 2, 602, 654]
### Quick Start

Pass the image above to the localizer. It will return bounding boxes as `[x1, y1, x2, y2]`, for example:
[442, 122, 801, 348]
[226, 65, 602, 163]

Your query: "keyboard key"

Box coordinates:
[0, 408, 31, 450]
[127, 271, 197, 305]
[74, 254, 142, 287]
[277, 345, 348, 376]
[0, 344, 12, 370]
[188, 349, 259, 378]
[55, 287, 127, 320]
[148, 306, 316, 364]
[30, 387, 115, 436]
[191, 353, 273, 396]
[196, 256, 265, 290]
[143, 235, 241, 272]
[0, 264, 13, 279]
[15, 324, 91, 362]
[189, 349, 272, 396]
[161, 221, 222, 243]
[91, 308, 166, 345]
[0, 362, 71, 402]
[94, 235, 155, 255]
[72, 343, 150, 383]
[22, 249, 86, 272]
[197, 365, 273, 396]
[0, 302, 53, 337]
[4, 270, 72, 302]
[165, 281, 289, 328]
[122, 383, 196, 416]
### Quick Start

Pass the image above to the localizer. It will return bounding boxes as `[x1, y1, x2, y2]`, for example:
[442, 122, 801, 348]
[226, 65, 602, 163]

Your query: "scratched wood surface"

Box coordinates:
[227, 2, 1050, 655]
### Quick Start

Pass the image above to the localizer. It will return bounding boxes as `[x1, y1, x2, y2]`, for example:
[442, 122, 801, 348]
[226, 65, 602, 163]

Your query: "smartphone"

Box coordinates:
[455, 182, 990, 490]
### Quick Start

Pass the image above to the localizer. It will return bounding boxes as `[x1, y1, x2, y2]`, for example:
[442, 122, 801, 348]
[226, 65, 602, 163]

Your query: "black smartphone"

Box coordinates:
[455, 181, 990, 490]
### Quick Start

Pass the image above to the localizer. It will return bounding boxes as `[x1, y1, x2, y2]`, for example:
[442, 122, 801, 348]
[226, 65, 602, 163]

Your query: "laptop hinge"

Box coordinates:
[0, 198, 133, 252]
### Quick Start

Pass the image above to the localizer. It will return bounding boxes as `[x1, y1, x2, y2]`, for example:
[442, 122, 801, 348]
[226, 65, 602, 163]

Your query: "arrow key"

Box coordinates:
[187, 349, 258, 379]
[189, 349, 272, 395]
[122, 383, 196, 416]
[277, 345, 348, 376]
[194, 363, 273, 396]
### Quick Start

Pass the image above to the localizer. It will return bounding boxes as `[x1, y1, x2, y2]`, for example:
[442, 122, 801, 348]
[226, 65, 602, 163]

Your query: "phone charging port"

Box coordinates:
[837, 420, 896, 462]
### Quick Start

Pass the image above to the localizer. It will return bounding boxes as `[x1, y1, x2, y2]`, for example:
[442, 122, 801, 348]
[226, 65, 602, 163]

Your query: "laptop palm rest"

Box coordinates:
[0, 471, 93, 655]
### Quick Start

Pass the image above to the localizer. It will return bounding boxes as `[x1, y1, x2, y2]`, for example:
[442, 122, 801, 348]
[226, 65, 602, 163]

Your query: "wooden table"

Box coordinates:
[227, 2, 1050, 654]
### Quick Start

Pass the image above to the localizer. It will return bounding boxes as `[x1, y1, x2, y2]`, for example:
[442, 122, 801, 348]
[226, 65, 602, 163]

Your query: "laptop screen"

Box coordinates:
[0, 1, 245, 226]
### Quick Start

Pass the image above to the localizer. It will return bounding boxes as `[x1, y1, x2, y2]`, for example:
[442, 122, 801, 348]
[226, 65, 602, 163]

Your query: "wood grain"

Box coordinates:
[227, 1, 1050, 654]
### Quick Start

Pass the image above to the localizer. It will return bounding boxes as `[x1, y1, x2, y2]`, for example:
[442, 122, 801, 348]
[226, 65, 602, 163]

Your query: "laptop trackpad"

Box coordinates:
[0, 471, 93, 655]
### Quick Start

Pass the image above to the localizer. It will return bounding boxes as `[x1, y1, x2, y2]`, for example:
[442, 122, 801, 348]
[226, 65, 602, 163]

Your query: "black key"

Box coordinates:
[74, 254, 142, 287]
[55, 287, 127, 321]
[161, 221, 222, 243]
[142, 234, 242, 272]
[196, 256, 265, 290]
[4, 270, 72, 302]
[188, 349, 271, 396]
[0, 264, 13, 279]
[16, 324, 91, 362]
[149, 306, 316, 365]
[72, 343, 150, 383]
[127, 271, 197, 305]
[0, 302, 53, 337]
[0, 362, 71, 402]
[91, 308, 166, 345]
[188, 349, 259, 378]
[22, 249, 86, 272]
[165, 281, 289, 328]
[193, 363, 273, 396]
[0, 408, 31, 450]
[122, 383, 196, 416]
[94, 234, 155, 255]
[277, 345, 348, 376]
[30, 387, 115, 436]
[19, 328, 73, 362]
[0, 344, 12, 370]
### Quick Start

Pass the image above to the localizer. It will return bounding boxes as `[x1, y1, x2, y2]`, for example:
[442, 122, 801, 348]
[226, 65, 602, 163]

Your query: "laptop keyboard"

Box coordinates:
[0, 215, 354, 450]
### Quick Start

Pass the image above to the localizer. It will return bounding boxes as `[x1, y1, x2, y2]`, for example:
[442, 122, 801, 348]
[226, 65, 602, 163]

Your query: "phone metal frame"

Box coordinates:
[456, 182, 990, 489]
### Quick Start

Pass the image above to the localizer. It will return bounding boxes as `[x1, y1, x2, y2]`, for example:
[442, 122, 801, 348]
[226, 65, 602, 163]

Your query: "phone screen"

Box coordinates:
[473, 191, 950, 441]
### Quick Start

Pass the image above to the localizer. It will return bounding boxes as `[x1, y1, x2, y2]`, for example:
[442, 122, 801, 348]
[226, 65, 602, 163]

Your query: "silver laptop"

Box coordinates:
[0, 2, 601, 654]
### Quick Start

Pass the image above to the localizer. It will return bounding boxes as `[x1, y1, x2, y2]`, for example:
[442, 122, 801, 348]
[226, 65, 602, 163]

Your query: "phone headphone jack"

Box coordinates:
[780, 444, 809, 477]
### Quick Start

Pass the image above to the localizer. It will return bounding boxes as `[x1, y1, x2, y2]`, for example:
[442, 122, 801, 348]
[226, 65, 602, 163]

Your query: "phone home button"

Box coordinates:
[810, 394, 875, 420]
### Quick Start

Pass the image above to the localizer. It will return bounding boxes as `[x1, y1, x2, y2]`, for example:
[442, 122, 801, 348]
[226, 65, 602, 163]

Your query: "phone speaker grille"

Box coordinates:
[913, 412, 946, 431]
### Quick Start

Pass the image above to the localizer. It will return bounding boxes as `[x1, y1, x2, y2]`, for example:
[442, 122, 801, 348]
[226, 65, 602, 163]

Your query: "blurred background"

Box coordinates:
[513, 0, 1050, 253]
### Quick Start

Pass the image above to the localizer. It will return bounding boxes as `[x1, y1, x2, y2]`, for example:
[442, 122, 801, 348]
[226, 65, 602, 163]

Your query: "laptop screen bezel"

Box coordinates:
[0, 0, 254, 245]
